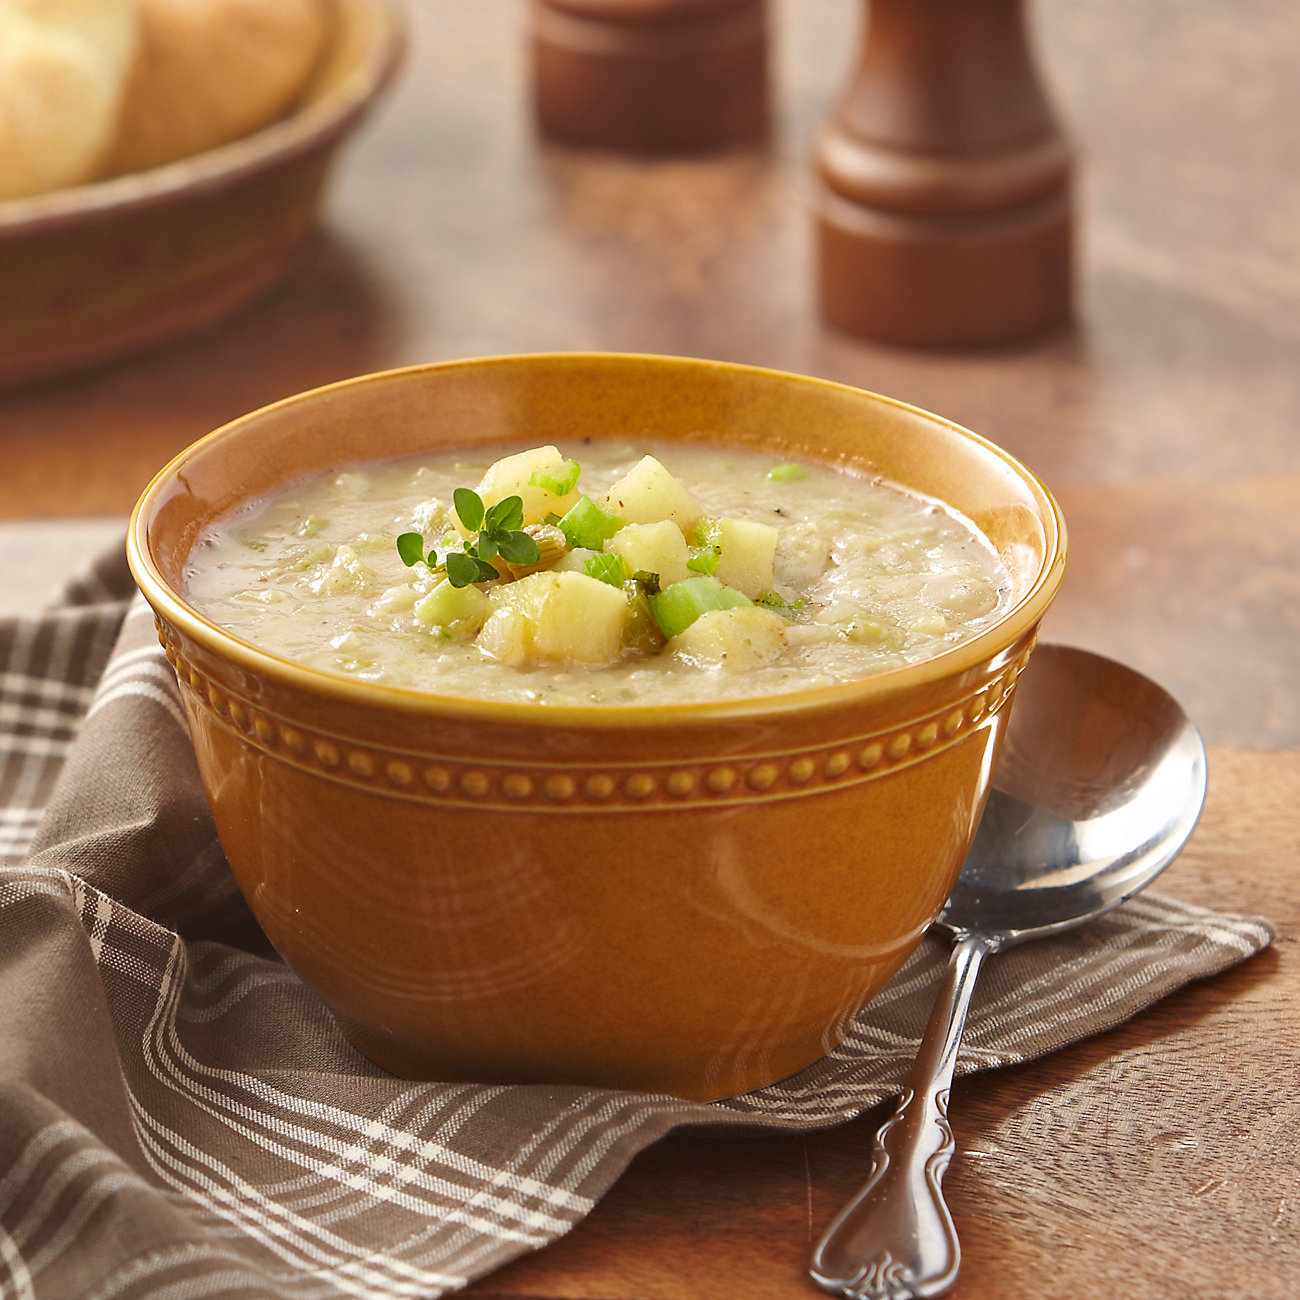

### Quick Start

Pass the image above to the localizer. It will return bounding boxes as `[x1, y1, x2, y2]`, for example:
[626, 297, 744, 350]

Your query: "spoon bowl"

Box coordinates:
[811, 644, 1208, 1300]
[944, 642, 1208, 944]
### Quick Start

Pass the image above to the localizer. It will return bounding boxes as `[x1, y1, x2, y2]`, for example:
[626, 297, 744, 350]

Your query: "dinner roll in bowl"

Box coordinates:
[0, 0, 403, 389]
[107, 0, 330, 174]
[0, 0, 138, 199]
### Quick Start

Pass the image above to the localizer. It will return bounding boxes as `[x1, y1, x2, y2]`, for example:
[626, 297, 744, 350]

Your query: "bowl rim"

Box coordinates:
[0, 0, 406, 240]
[127, 352, 1069, 730]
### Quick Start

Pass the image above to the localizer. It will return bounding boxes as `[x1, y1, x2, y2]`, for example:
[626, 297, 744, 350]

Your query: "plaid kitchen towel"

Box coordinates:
[0, 544, 1273, 1300]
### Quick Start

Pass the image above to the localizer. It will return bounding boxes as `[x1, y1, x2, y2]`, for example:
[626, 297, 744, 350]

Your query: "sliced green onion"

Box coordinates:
[686, 516, 721, 575]
[686, 547, 720, 576]
[765, 462, 807, 482]
[691, 517, 722, 547]
[623, 583, 668, 653]
[648, 575, 752, 639]
[558, 495, 623, 551]
[529, 459, 582, 496]
[754, 589, 802, 618]
[584, 551, 629, 587]
[413, 580, 490, 631]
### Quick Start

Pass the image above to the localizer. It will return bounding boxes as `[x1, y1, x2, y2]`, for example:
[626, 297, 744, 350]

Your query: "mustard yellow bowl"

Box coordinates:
[127, 354, 1067, 1101]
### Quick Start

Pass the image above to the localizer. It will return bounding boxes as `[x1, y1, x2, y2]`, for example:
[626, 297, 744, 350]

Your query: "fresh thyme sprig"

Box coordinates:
[397, 489, 541, 588]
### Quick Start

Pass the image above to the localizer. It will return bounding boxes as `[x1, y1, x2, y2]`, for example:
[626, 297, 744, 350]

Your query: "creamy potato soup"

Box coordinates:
[184, 442, 1011, 705]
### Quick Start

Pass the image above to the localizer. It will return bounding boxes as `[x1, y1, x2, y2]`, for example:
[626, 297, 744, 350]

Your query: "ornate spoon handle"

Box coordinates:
[810, 934, 995, 1300]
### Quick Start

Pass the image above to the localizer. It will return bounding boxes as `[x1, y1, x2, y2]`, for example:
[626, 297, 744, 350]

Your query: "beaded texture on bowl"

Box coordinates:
[157, 619, 1031, 812]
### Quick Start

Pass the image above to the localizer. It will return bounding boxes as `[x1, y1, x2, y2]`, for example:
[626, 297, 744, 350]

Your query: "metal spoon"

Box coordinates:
[810, 643, 1208, 1300]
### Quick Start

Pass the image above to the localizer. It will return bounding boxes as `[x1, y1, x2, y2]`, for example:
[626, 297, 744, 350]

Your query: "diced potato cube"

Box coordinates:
[313, 544, 371, 595]
[608, 520, 691, 586]
[370, 584, 421, 616]
[669, 607, 787, 671]
[329, 629, 367, 653]
[283, 541, 333, 572]
[599, 456, 702, 532]
[478, 571, 627, 665]
[475, 445, 582, 526]
[774, 521, 831, 587]
[414, 580, 492, 637]
[410, 499, 448, 534]
[551, 547, 601, 573]
[476, 609, 530, 666]
[904, 610, 951, 637]
[712, 517, 778, 599]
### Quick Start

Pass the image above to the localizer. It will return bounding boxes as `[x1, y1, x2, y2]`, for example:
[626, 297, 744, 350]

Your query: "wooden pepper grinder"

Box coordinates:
[530, 0, 769, 152]
[816, 0, 1074, 346]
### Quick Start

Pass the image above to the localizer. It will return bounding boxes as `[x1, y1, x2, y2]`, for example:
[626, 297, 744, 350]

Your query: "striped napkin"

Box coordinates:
[0, 546, 1272, 1300]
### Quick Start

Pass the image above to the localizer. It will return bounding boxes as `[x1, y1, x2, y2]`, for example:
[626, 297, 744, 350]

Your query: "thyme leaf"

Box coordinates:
[398, 490, 540, 587]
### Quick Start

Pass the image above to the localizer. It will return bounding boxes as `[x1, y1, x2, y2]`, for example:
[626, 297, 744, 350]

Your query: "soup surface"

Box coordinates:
[184, 441, 1011, 705]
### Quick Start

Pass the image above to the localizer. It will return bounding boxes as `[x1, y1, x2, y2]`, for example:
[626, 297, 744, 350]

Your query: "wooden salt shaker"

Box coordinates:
[530, 0, 769, 151]
[816, 0, 1075, 346]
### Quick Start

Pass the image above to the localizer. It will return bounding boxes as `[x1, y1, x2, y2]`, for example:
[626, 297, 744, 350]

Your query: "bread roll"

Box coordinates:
[0, 0, 138, 200]
[108, 0, 328, 175]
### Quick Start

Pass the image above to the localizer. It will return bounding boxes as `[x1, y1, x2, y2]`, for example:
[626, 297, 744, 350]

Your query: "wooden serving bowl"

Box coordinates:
[0, 0, 403, 389]
[127, 354, 1067, 1101]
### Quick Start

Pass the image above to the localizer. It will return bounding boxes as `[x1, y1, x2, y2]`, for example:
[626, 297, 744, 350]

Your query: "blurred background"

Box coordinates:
[2, 0, 1297, 747]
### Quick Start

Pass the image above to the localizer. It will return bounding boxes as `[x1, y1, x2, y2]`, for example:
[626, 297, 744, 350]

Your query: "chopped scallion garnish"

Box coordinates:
[558, 495, 623, 551]
[583, 551, 629, 588]
[687, 516, 722, 574]
[648, 575, 752, 639]
[765, 463, 807, 482]
[754, 590, 802, 618]
[529, 459, 582, 496]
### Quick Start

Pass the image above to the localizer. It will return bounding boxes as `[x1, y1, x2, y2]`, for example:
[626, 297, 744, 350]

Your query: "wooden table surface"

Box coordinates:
[2, 2, 1296, 1296]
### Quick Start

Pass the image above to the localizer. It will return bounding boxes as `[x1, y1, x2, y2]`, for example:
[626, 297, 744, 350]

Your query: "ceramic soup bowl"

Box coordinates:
[127, 353, 1067, 1101]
